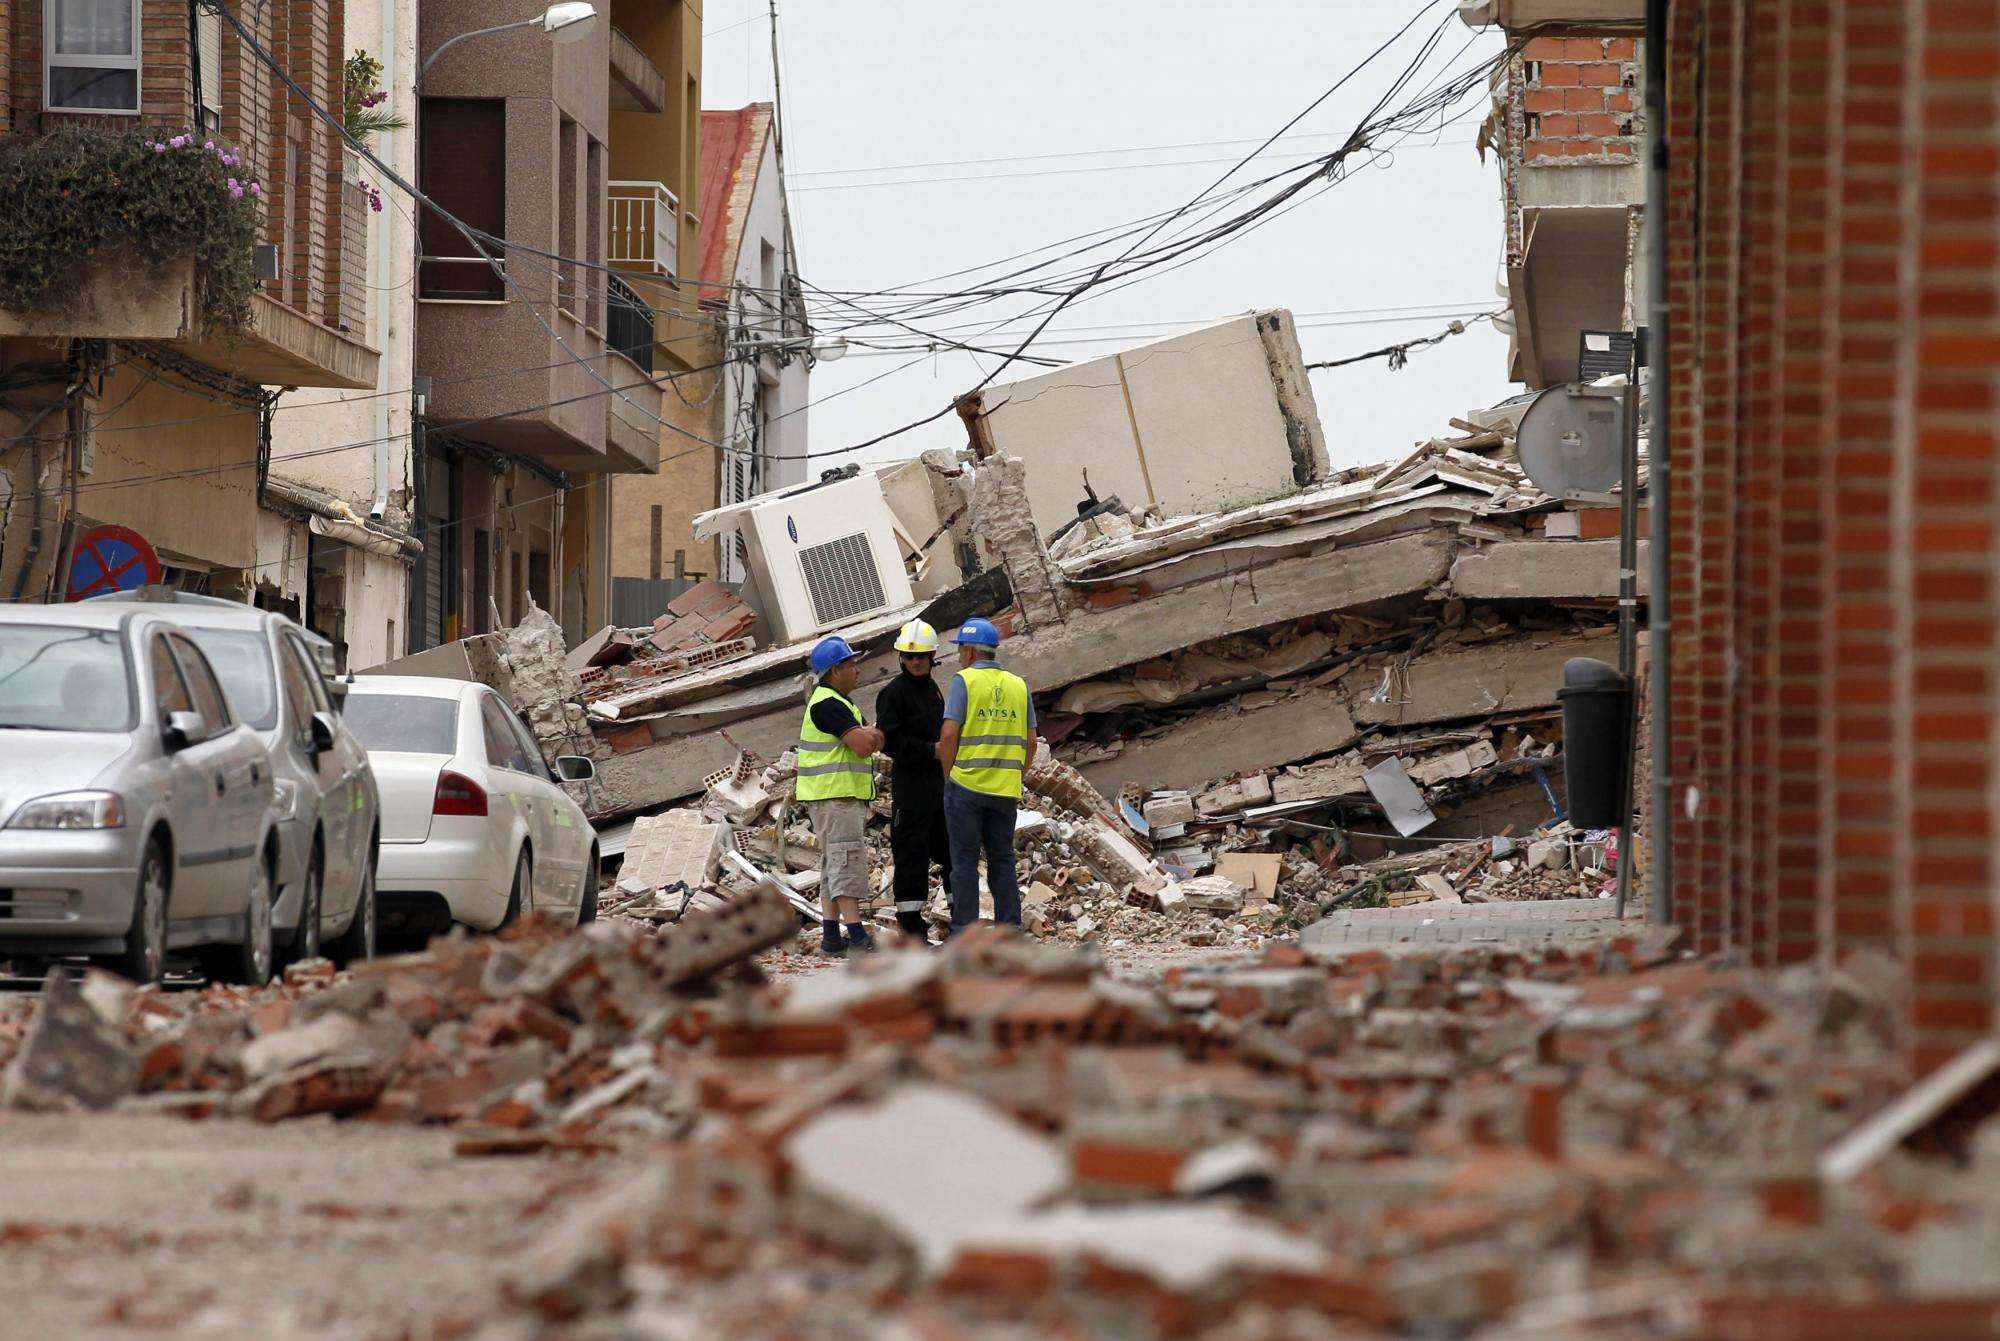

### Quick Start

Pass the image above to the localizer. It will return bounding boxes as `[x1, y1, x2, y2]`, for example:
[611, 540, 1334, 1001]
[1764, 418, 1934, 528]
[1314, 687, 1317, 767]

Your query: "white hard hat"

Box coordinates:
[894, 619, 938, 655]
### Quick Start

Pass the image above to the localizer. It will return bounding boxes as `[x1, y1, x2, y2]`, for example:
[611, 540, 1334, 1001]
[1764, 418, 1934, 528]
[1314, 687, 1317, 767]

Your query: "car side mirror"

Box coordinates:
[308, 711, 338, 756]
[164, 710, 211, 751]
[554, 755, 596, 783]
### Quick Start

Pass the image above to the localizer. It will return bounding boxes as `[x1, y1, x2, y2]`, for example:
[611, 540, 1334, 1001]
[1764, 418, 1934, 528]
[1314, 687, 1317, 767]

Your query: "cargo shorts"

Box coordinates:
[808, 797, 870, 908]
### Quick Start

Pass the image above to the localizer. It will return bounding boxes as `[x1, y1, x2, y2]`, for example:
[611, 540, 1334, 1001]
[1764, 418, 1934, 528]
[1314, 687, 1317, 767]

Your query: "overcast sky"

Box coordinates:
[701, 0, 1513, 473]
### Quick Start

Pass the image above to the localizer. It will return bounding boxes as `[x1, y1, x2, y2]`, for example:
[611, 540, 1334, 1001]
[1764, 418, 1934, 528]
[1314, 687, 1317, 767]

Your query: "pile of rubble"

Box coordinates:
[568, 580, 759, 699]
[10, 911, 1997, 1335]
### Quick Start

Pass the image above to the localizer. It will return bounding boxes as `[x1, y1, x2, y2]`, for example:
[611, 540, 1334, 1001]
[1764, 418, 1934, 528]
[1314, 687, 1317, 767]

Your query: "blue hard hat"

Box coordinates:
[809, 635, 862, 676]
[952, 617, 1001, 648]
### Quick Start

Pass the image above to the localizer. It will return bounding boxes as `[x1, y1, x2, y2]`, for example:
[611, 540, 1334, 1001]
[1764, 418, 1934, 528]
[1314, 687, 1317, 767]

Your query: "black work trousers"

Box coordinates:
[890, 779, 951, 936]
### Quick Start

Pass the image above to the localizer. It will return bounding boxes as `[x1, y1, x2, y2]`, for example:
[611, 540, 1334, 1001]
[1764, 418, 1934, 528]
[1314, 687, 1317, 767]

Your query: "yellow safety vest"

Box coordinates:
[950, 663, 1031, 800]
[796, 685, 875, 802]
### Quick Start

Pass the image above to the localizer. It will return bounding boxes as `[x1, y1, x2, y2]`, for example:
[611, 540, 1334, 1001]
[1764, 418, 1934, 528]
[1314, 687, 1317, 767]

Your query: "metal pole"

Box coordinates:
[1615, 341, 1640, 919]
[1644, 0, 1673, 926]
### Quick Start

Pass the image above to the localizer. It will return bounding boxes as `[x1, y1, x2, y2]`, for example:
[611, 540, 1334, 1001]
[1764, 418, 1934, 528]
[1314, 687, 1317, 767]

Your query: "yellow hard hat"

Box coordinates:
[894, 619, 938, 655]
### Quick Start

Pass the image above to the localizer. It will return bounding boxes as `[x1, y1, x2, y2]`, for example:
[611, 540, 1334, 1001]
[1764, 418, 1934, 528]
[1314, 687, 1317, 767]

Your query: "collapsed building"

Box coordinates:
[372, 308, 1646, 923]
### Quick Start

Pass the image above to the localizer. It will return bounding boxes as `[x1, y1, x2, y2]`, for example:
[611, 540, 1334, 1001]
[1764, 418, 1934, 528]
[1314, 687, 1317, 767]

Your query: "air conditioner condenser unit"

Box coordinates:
[699, 475, 914, 644]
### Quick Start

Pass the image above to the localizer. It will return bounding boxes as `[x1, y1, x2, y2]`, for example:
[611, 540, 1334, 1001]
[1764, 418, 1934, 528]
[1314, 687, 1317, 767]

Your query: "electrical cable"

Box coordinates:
[1304, 311, 1501, 371]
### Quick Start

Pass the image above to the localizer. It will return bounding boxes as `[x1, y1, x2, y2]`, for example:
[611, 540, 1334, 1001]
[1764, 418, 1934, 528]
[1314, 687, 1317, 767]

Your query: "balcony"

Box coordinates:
[609, 26, 667, 113]
[607, 274, 655, 373]
[609, 180, 678, 282]
[1457, 0, 1640, 29]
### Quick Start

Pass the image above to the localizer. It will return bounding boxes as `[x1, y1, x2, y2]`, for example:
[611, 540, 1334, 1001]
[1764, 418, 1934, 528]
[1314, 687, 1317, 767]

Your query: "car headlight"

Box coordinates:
[273, 779, 303, 820]
[8, 791, 125, 830]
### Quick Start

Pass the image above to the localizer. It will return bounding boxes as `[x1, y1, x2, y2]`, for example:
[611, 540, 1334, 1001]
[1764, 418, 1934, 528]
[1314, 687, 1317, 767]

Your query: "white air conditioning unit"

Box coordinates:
[694, 474, 914, 644]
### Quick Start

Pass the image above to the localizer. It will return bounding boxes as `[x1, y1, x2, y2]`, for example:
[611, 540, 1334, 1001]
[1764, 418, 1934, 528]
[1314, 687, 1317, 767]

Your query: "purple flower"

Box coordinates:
[248, 182, 261, 197]
[368, 194, 383, 213]
[152, 143, 167, 154]
[203, 140, 216, 151]
[169, 134, 189, 148]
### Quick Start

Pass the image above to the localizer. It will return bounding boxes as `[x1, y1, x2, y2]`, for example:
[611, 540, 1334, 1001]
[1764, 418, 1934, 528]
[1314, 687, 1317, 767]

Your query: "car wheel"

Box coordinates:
[204, 853, 275, 987]
[290, 848, 324, 965]
[333, 859, 376, 967]
[501, 849, 531, 927]
[112, 838, 170, 986]
[578, 845, 599, 925]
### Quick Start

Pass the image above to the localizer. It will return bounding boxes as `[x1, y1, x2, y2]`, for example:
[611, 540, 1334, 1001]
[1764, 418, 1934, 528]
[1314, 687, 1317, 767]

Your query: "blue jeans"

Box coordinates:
[944, 782, 1020, 932]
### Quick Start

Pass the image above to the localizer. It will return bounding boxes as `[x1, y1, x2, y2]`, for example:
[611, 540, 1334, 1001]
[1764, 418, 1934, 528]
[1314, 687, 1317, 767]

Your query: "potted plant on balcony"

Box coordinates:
[0, 128, 263, 340]
[344, 51, 407, 215]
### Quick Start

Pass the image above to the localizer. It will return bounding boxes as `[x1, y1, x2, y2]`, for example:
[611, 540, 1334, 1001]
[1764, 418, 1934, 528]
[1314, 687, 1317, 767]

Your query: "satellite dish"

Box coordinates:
[1516, 383, 1626, 502]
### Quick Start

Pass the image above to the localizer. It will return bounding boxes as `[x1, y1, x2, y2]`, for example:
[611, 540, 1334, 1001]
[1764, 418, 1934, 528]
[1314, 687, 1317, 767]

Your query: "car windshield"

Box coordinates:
[0, 626, 135, 732]
[181, 628, 279, 731]
[343, 694, 459, 754]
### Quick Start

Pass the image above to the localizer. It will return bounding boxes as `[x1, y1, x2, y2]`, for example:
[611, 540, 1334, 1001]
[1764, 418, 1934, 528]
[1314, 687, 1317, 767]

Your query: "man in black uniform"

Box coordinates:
[874, 619, 950, 940]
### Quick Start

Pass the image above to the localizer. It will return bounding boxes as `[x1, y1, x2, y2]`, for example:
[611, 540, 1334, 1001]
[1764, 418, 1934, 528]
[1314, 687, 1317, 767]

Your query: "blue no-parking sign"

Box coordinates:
[66, 524, 163, 602]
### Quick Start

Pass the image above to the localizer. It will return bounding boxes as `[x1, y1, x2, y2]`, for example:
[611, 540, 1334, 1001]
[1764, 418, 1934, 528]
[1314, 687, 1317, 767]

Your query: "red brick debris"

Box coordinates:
[3, 913, 1999, 1336]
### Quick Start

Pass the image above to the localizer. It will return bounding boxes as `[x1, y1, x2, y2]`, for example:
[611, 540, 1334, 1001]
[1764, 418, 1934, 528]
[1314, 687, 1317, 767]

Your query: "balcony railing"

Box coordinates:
[608, 180, 678, 281]
[607, 273, 655, 373]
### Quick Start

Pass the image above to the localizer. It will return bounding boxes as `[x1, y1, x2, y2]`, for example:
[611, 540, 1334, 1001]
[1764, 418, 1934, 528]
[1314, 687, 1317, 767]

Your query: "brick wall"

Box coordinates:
[1659, 0, 2000, 1076]
[1518, 35, 1643, 162]
[1, 0, 359, 338]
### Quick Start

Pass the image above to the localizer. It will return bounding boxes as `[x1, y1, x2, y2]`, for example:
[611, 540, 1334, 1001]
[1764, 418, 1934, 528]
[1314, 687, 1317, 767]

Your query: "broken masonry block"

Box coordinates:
[0, 967, 139, 1112]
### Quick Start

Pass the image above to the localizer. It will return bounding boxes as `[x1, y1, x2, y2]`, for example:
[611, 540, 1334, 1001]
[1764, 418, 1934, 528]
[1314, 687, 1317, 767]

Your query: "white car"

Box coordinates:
[341, 676, 599, 938]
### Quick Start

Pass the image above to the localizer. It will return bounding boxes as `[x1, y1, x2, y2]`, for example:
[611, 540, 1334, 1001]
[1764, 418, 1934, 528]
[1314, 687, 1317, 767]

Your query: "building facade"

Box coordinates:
[1476, 0, 2000, 1081]
[410, 0, 705, 651]
[261, 1, 423, 671]
[609, 100, 810, 597]
[0, 0, 378, 605]
[1479, 14, 1647, 387]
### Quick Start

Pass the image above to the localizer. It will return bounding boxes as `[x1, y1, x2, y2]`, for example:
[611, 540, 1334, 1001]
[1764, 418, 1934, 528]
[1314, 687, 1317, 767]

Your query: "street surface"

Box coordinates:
[0, 1113, 570, 1339]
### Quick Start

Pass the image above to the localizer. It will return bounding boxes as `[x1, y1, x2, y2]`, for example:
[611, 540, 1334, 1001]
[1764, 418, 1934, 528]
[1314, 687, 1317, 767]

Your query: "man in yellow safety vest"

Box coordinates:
[934, 617, 1038, 936]
[798, 634, 883, 954]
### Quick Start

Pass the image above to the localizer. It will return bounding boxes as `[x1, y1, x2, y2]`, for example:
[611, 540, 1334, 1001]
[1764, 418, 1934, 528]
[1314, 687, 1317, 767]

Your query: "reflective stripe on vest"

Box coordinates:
[949, 664, 1030, 800]
[796, 685, 875, 802]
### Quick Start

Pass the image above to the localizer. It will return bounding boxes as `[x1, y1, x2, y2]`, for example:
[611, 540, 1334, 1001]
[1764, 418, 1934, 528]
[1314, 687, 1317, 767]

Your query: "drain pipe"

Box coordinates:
[369, 0, 402, 520]
[5, 394, 70, 601]
[1645, 0, 1672, 926]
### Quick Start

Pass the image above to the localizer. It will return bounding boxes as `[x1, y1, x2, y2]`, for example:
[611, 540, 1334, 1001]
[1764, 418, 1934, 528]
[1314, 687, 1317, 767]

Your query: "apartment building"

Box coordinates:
[1468, 0, 1647, 387]
[609, 99, 811, 601]
[0, 0, 378, 603]
[411, 0, 705, 650]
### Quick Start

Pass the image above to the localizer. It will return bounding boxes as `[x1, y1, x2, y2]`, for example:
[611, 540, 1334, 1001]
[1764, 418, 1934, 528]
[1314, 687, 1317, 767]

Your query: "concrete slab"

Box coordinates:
[1299, 898, 1651, 958]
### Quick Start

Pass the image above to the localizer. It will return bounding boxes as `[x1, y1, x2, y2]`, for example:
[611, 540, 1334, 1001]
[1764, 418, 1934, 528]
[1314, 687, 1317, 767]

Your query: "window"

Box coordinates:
[0, 627, 134, 733]
[169, 636, 233, 730]
[180, 628, 278, 731]
[479, 694, 532, 773]
[419, 98, 507, 299]
[151, 637, 193, 717]
[342, 694, 458, 755]
[505, 708, 550, 782]
[275, 636, 319, 742]
[284, 634, 332, 713]
[194, 5, 222, 129]
[46, 0, 140, 113]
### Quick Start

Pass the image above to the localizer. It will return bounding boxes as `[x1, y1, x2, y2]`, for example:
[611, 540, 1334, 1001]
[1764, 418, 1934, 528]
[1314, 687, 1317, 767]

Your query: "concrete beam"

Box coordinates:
[1342, 634, 1602, 729]
[1012, 530, 1453, 692]
[1080, 693, 1358, 797]
[1450, 538, 1650, 600]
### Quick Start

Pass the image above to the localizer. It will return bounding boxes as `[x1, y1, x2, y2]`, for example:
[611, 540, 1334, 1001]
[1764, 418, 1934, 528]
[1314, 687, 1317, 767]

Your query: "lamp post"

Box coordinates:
[409, 2, 597, 646]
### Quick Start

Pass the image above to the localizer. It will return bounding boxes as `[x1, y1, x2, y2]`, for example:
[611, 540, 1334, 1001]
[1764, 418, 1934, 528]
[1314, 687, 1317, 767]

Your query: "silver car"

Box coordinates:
[0, 604, 281, 985]
[104, 593, 380, 966]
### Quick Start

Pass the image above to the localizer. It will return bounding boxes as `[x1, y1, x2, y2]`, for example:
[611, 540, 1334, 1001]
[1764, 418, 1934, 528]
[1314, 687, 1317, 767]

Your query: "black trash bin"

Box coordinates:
[1558, 656, 1633, 829]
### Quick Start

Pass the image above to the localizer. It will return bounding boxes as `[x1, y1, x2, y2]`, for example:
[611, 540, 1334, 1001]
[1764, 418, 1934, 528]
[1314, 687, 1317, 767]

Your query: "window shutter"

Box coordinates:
[196, 6, 222, 118]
